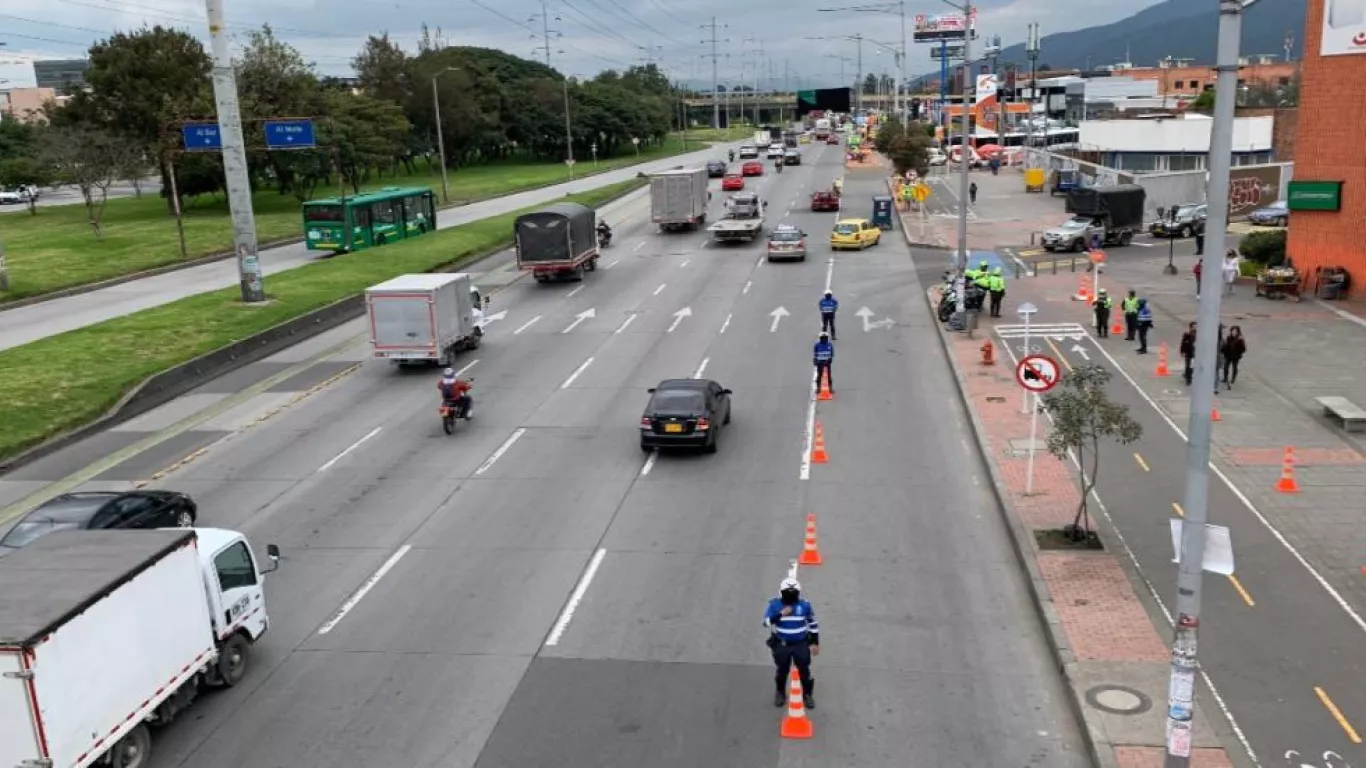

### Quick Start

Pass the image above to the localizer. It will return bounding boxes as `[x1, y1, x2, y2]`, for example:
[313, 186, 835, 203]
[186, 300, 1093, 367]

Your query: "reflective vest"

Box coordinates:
[988, 275, 1006, 292]
[1123, 297, 1140, 314]
[813, 341, 834, 363]
[1094, 297, 1113, 310]
[819, 297, 838, 314]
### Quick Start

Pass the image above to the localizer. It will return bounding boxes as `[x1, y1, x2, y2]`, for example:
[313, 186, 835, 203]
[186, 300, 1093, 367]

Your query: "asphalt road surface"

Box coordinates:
[2, 144, 1090, 767]
[0, 143, 742, 353]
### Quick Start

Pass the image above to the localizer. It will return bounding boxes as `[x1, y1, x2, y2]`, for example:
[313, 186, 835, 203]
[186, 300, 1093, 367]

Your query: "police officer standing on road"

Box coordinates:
[1135, 298, 1154, 354]
[1092, 288, 1114, 338]
[1122, 290, 1140, 340]
[987, 266, 1006, 317]
[764, 577, 820, 708]
[974, 260, 992, 290]
[813, 332, 835, 393]
[819, 291, 839, 339]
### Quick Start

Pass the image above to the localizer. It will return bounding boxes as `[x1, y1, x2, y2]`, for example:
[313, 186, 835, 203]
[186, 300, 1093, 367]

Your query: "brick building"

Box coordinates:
[1288, 0, 1366, 291]
[1124, 60, 1297, 97]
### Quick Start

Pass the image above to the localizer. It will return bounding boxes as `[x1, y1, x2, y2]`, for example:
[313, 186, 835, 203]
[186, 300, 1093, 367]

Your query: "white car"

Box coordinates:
[738, 144, 759, 159]
[0, 189, 26, 205]
[767, 143, 784, 158]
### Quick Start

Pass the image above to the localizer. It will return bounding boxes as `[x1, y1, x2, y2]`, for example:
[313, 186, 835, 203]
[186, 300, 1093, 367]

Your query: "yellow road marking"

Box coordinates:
[1134, 453, 1150, 472]
[1315, 686, 1363, 744]
[1044, 337, 1075, 372]
[1227, 575, 1256, 607]
[1172, 502, 1185, 518]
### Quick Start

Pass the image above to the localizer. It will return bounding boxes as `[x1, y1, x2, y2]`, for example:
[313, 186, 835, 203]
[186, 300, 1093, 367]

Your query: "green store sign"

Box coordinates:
[1287, 180, 1343, 212]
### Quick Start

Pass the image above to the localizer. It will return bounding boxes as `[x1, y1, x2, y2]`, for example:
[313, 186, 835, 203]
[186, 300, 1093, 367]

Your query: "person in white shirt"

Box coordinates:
[1222, 249, 1241, 295]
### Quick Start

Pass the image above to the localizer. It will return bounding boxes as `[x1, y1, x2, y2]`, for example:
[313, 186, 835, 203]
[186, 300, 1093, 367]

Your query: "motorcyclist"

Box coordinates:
[437, 368, 473, 419]
[728, 149, 735, 162]
[596, 220, 612, 245]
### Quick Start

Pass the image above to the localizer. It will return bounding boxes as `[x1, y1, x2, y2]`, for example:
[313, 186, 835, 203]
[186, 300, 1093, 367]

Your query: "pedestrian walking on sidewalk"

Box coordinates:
[1122, 290, 1140, 340]
[1193, 259, 1204, 299]
[1180, 321, 1198, 385]
[818, 292, 838, 339]
[1221, 325, 1246, 387]
[764, 578, 820, 709]
[969, 181, 978, 205]
[1222, 249, 1240, 295]
[1214, 324, 1226, 394]
[1092, 288, 1114, 338]
[1135, 299, 1153, 353]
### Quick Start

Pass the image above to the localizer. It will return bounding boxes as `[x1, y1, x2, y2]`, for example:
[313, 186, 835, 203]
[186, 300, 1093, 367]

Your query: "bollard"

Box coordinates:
[1029, 231, 1037, 246]
[1051, 258, 1058, 275]
[1070, 256, 1078, 273]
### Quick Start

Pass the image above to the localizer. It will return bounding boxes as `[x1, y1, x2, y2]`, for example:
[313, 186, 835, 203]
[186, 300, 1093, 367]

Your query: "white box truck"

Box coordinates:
[649, 168, 710, 232]
[0, 528, 280, 768]
[366, 273, 487, 367]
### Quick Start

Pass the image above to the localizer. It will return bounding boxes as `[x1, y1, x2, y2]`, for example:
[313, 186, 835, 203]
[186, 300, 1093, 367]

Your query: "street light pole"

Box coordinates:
[430, 67, 460, 203]
[950, 0, 974, 315]
[1163, 1, 1252, 763]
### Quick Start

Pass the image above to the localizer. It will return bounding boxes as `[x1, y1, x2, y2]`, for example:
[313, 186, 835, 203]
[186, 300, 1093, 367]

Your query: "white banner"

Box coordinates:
[1321, 0, 1366, 56]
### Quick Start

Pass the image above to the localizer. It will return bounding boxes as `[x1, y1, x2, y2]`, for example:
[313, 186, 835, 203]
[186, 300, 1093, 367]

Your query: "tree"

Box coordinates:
[42, 126, 140, 237]
[352, 33, 410, 100]
[1041, 365, 1143, 543]
[323, 89, 411, 193]
[1190, 89, 1215, 109]
[873, 116, 930, 176]
[0, 120, 37, 162]
[237, 25, 329, 201]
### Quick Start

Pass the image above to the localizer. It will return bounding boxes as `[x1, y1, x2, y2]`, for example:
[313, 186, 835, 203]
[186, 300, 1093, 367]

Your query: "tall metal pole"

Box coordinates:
[431, 75, 450, 203]
[562, 78, 575, 180]
[1163, 1, 1249, 763]
[954, 2, 973, 315]
[898, 0, 907, 119]
[1026, 23, 1039, 162]
[703, 17, 725, 130]
[855, 34, 864, 114]
[204, 0, 264, 303]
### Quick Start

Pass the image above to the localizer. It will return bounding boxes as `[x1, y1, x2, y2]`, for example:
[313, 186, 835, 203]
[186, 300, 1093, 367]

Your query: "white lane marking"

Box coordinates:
[679, 258, 690, 267]
[824, 258, 835, 292]
[640, 450, 658, 476]
[560, 356, 595, 389]
[561, 308, 595, 333]
[613, 314, 637, 334]
[475, 427, 526, 476]
[513, 315, 542, 334]
[545, 548, 608, 647]
[755, 256, 765, 269]
[799, 367, 818, 480]
[700, 240, 710, 249]
[653, 283, 667, 296]
[604, 258, 621, 269]
[693, 357, 710, 378]
[317, 426, 381, 473]
[743, 281, 752, 295]
[453, 359, 479, 377]
[317, 544, 412, 635]
[634, 240, 646, 252]
[719, 313, 732, 334]
[787, 559, 800, 580]
[566, 285, 585, 298]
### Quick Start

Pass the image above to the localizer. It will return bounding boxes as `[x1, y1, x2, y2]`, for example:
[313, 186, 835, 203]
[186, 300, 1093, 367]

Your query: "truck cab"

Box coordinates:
[193, 528, 280, 649]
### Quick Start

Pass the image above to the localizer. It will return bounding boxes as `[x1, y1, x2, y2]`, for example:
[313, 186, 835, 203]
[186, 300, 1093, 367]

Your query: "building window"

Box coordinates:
[1189, 80, 1201, 90]
[1174, 80, 1184, 89]
[1278, 77, 1290, 86]
[1119, 153, 1157, 172]
[1167, 154, 1201, 171]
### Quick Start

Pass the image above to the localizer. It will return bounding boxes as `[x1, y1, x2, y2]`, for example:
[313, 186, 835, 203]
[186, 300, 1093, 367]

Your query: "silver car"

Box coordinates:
[766, 225, 807, 262]
[1041, 217, 1104, 252]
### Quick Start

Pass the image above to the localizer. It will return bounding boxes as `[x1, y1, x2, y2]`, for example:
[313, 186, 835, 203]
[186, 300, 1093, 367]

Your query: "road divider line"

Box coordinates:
[800, 368, 818, 481]
[634, 240, 645, 252]
[743, 281, 752, 295]
[1044, 337, 1075, 372]
[1227, 575, 1255, 607]
[545, 548, 607, 647]
[680, 258, 690, 267]
[513, 315, 541, 334]
[1315, 686, 1363, 743]
[824, 258, 834, 292]
[693, 357, 710, 379]
[653, 283, 666, 296]
[317, 544, 412, 635]
[317, 426, 382, 473]
[560, 357, 595, 389]
[640, 450, 658, 476]
[719, 313, 732, 334]
[604, 258, 620, 269]
[475, 427, 526, 476]
[1134, 453, 1150, 472]
[566, 285, 585, 298]
[755, 256, 765, 269]
[1172, 502, 1185, 518]
[614, 314, 637, 334]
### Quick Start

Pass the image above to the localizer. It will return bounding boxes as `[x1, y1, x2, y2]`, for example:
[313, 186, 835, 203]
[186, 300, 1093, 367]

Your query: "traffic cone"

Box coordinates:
[1276, 446, 1300, 493]
[779, 669, 814, 739]
[1075, 275, 1090, 302]
[818, 370, 833, 400]
[799, 514, 823, 566]
[810, 422, 829, 464]
[1111, 318, 1124, 335]
[1210, 406, 1222, 422]
[1155, 343, 1170, 377]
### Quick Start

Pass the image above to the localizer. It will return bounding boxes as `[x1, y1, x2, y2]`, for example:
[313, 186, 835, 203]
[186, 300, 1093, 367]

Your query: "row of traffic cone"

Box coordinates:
[782, 514, 823, 739]
[1152, 343, 1223, 422]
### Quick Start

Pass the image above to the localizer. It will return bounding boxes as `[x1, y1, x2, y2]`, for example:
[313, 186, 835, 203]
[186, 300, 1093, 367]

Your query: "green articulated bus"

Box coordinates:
[302, 186, 438, 253]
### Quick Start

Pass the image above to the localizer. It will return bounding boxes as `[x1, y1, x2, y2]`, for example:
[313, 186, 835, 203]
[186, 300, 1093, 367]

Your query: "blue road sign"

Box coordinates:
[264, 119, 317, 149]
[182, 124, 222, 151]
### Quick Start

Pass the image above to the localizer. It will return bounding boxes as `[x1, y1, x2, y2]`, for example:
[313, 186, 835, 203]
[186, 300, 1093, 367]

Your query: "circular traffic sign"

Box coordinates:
[1016, 355, 1061, 393]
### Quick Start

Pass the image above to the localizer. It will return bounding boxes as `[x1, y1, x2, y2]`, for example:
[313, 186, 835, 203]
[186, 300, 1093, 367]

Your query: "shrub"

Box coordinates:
[1239, 229, 1286, 266]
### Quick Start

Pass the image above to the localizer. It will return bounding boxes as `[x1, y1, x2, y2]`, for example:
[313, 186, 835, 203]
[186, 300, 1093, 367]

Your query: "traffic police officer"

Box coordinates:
[1092, 288, 1114, 338]
[1135, 298, 1154, 354]
[813, 332, 835, 393]
[1122, 290, 1141, 340]
[987, 266, 1006, 317]
[764, 577, 820, 708]
[818, 291, 839, 339]
[974, 260, 992, 290]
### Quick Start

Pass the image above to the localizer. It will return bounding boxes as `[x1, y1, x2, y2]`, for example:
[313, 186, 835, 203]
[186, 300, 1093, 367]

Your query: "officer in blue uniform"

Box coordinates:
[818, 291, 839, 339]
[813, 332, 835, 393]
[764, 577, 820, 708]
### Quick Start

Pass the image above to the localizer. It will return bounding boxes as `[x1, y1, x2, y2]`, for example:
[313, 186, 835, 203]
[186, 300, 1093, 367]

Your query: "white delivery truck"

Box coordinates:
[0, 528, 280, 768]
[365, 273, 487, 367]
[649, 167, 710, 232]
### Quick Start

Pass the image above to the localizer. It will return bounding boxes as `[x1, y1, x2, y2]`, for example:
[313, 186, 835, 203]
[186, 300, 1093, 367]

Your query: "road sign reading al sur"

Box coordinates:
[1016, 354, 1060, 393]
[182, 124, 222, 151]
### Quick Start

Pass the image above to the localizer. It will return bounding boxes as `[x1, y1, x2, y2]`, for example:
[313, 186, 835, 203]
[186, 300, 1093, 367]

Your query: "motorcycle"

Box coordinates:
[439, 380, 473, 435]
[597, 228, 612, 248]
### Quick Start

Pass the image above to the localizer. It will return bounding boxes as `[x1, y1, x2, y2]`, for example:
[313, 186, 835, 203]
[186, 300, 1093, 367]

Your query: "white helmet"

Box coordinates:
[442, 368, 455, 378]
[779, 577, 801, 592]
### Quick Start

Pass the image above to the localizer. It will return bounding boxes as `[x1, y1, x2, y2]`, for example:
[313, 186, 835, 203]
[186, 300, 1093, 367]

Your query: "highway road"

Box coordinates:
[975, 293, 1366, 767]
[0, 142, 742, 353]
[2, 143, 1089, 766]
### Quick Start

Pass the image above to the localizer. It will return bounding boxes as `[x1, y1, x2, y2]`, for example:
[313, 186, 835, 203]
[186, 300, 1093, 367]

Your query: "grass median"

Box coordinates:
[0, 178, 647, 463]
[0, 126, 745, 303]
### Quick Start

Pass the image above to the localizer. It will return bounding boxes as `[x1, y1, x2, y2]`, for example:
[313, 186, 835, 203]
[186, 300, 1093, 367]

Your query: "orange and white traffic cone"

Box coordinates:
[779, 669, 814, 739]
[1111, 318, 1124, 335]
[799, 514, 823, 566]
[1276, 446, 1300, 493]
[1210, 406, 1222, 421]
[810, 422, 829, 464]
[818, 370, 833, 401]
[1155, 343, 1170, 377]
[1075, 274, 1091, 302]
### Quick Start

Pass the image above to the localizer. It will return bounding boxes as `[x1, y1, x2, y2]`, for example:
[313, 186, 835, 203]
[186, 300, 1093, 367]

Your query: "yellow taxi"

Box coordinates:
[829, 218, 882, 250]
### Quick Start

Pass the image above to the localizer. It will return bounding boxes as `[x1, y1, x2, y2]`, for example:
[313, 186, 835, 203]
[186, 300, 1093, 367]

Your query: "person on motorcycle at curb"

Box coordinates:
[437, 368, 473, 419]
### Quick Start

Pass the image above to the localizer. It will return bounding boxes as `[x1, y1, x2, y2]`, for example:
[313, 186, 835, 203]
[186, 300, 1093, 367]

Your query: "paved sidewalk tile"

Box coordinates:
[1038, 553, 1169, 663]
[1115, 746, 1235, 767]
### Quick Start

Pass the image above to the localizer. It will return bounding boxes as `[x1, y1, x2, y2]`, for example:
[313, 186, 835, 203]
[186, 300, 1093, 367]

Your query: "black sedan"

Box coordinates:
[706, 160, 728, 178]
[640, 379, 732, 453]
[0, 490, 198, 555]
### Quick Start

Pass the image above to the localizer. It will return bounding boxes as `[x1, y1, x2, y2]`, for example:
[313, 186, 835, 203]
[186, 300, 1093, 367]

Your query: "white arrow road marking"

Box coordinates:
[825, 258, 835, 292]
[513, 315, 541, 334]
[566, 286, 584, 298]
[856, 306, 876, 332]
[693, 357, 709, 378]
[668, 307, 692, 333]
[613, 314, 637, 334]
[483, 310, 508, 324]
[560, 357, 595, 388]
[770, 306, 790, 333]
[561, 308, 595, 333]
[653, 283, 666, 296]
[719, 313, 732, 334]
[1071, 344, 1091, 361]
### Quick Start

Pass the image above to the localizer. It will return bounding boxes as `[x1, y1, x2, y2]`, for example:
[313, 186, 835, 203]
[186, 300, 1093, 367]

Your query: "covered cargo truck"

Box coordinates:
[1063, 184, 1145, 246]
[0, 528, 279, 768]
[650, 168, 710, 231]
[366, 273, 487, 367]
[514, 202, 600, 282]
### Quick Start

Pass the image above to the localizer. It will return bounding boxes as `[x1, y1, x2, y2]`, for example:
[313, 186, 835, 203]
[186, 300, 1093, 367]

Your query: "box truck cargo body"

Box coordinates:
[366, 273, 486, 366]
[649, 168, 710, 231]
[514, 202, 600, 282]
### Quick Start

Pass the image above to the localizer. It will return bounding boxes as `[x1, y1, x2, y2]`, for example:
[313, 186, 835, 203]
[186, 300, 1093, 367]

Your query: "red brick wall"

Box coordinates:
[1289, 0, 1366, 290]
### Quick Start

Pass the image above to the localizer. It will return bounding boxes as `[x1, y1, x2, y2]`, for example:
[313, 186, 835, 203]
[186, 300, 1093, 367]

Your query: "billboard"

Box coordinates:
[1320, 0, 1366, 56]
[796, 88, 852, 117]
[913, 11, 977, 43]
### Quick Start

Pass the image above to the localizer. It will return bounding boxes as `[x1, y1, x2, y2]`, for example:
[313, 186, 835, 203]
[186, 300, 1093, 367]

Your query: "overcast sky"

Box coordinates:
[1, 0, 1161, 89]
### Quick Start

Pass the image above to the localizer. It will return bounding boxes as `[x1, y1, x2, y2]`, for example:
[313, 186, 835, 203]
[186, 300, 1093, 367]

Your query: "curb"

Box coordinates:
[886, 177, 952, 251]
[921, 283, 1116, 768]
[0, 181, 647, 474]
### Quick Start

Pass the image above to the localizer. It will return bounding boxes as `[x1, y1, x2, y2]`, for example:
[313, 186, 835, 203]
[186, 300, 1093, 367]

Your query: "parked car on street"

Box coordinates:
[1149, 203, 1207, 237]
[1247, 200, 1289, 227]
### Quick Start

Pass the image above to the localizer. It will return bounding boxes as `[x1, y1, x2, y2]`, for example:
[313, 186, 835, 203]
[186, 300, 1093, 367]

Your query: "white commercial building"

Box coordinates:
[1077, 114, 1274, 173]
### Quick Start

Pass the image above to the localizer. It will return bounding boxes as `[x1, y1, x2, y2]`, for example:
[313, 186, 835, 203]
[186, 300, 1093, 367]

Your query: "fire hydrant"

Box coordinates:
[980, 340, 995, 366]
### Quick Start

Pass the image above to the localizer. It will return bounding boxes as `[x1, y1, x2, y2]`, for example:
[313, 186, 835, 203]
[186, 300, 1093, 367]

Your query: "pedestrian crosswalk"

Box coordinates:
[993, 322, 1088, 340]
